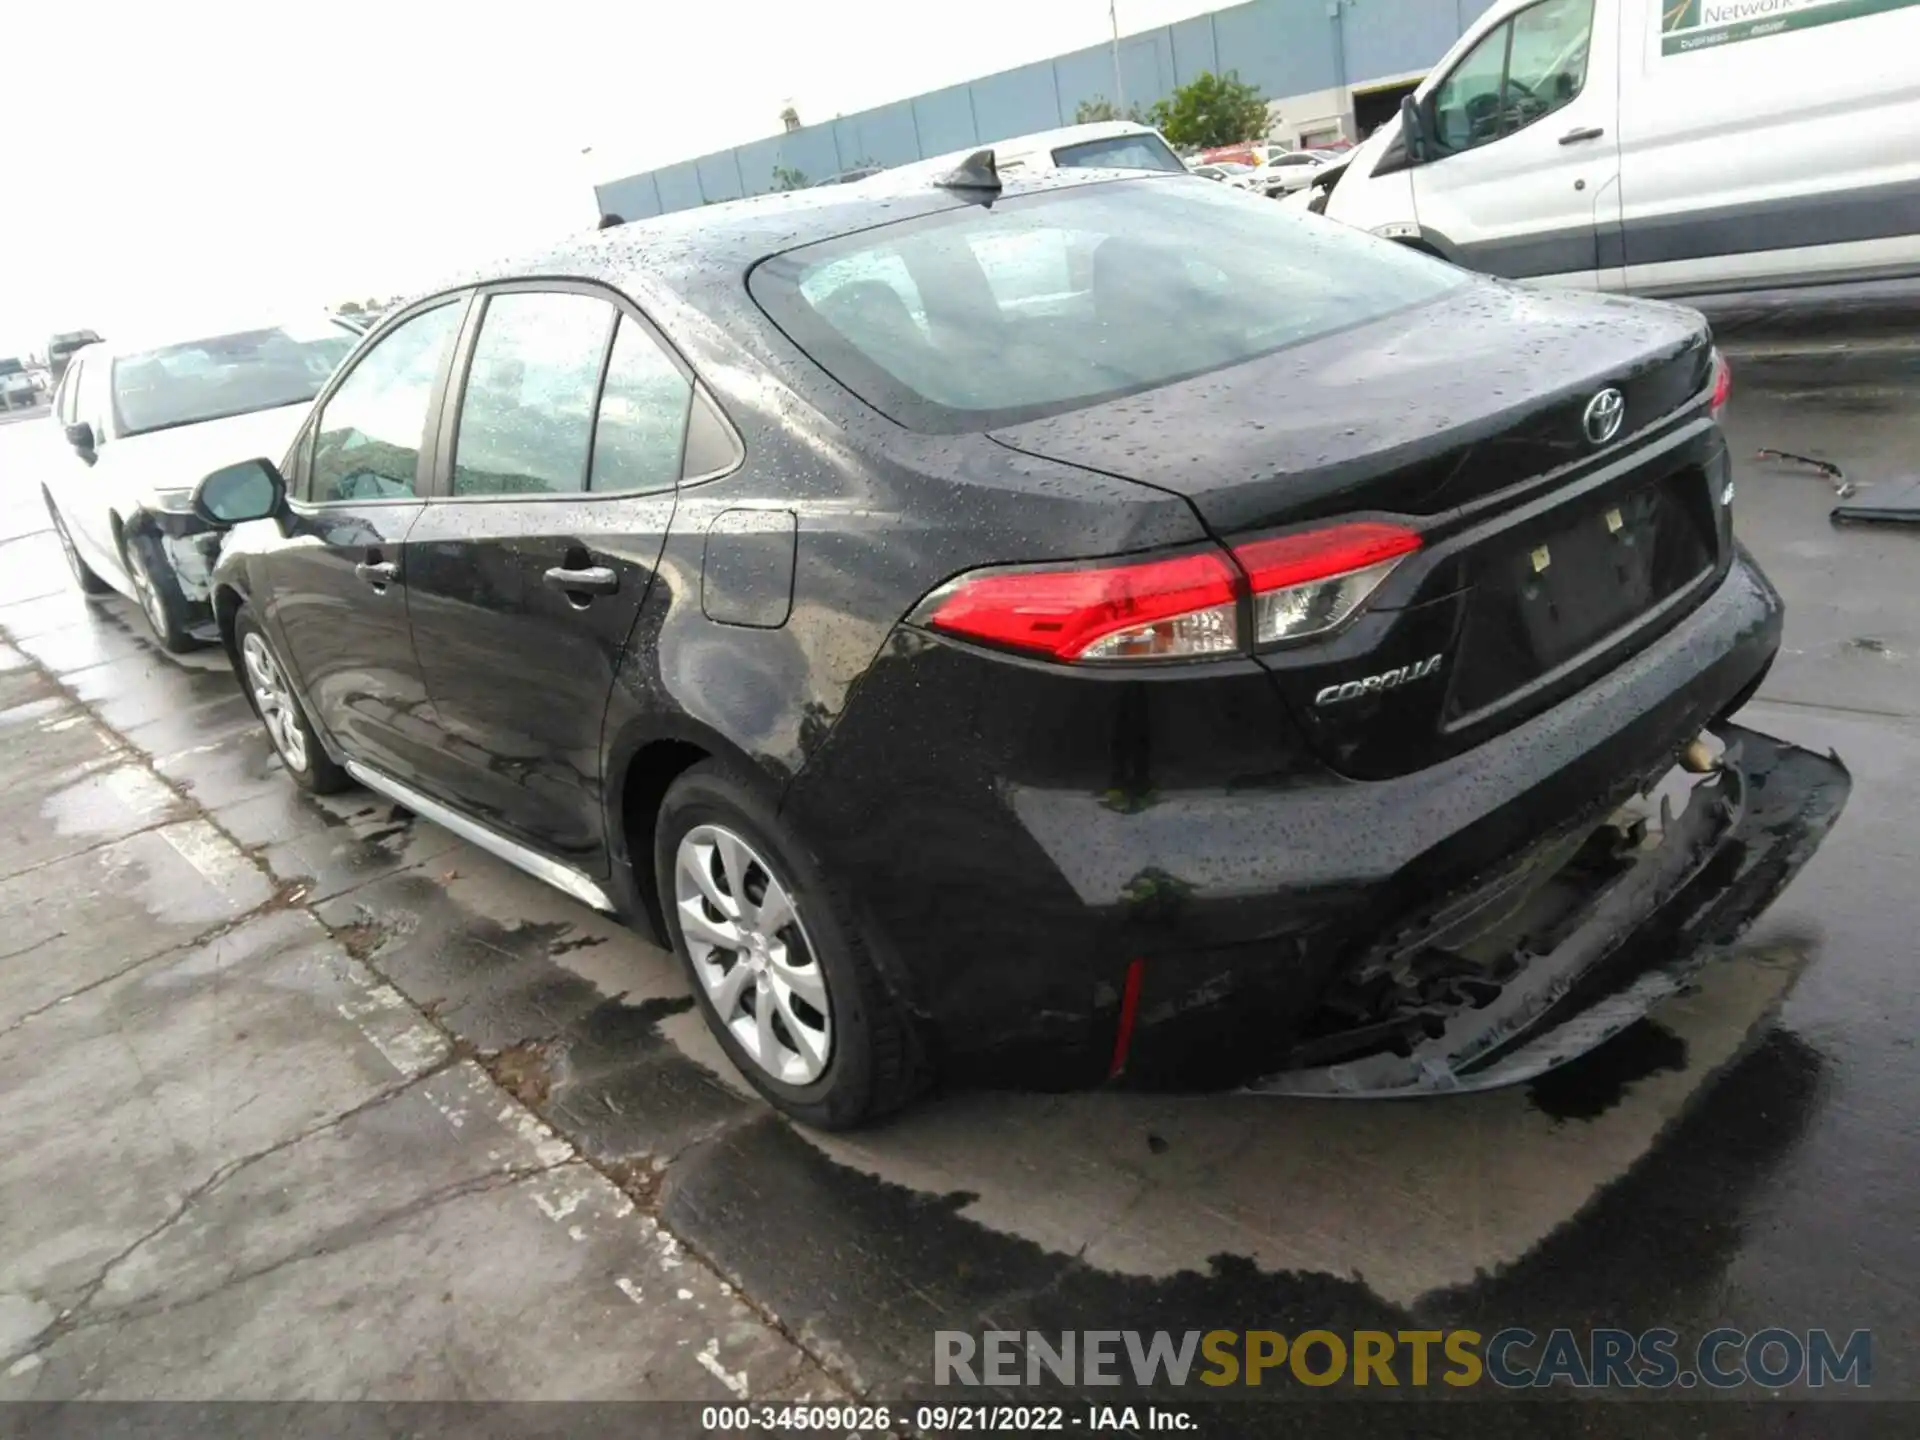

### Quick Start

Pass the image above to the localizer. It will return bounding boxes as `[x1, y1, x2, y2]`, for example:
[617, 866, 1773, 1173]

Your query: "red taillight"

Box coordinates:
[1234, 521, 1422, 646]
[1710, 347, 1732, 420]
[924, 549, 1240, 661]
[919, 521, 1423, 664]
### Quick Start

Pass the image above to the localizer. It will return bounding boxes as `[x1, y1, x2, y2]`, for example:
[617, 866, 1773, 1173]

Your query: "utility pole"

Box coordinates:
[1110, 1, 1126, 113]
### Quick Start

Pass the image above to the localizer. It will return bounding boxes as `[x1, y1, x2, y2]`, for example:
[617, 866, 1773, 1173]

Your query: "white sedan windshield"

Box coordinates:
[112, 320, 358, 437]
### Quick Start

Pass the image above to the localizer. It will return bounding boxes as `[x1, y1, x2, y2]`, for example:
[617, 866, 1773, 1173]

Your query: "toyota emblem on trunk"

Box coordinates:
[1584, 388, 1625, 445]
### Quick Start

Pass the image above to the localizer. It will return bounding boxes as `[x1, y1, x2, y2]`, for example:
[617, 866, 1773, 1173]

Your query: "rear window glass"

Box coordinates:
[1050, 133, 1186, 173]
[752, 176, 1466, 433]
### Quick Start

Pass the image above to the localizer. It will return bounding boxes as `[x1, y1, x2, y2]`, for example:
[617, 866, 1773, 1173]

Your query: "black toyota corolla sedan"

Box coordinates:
[189, 157, 1848, 1127]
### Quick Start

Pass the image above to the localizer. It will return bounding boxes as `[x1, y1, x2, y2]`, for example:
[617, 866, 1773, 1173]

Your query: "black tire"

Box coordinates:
[232, 606, 351, 794]
[43, 492, 112, 595]
[655, 760, 925, 1129]
[121, 528, 204, 654]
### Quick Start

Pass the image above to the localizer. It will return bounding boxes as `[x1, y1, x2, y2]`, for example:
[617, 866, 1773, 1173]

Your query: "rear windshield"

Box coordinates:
[110, 319, 358, 437]
[1050, 133, 1186, 174]
[0, 359, 22, 375]
[751, 175, 1465, 432]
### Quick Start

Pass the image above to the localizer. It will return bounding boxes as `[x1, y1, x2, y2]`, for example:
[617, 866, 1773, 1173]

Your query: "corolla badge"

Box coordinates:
[1584, 387, 1626, 445]
[1314, 653, 1444, 707]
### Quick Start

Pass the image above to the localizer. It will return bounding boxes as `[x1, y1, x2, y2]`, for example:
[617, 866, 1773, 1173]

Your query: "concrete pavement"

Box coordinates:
[0, 427, 832, 1404]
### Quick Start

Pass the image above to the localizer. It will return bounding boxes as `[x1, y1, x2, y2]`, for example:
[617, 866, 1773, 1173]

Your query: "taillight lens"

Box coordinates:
[1709, 347, 1731, 420]
[1234, 522, 1423, 645]
[918, 521, 1422, 664]
[923, 549, 1241, 662]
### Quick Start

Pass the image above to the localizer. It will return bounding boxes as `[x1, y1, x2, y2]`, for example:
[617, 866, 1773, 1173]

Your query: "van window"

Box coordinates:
[1432, 0, 1593, 153]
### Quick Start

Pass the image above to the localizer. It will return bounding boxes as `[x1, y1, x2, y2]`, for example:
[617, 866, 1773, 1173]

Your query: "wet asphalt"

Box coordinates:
[0, 335, 1916, 1433]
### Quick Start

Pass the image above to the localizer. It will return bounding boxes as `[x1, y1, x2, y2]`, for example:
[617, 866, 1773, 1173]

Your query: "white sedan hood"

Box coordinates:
[116, 403, 312, 501]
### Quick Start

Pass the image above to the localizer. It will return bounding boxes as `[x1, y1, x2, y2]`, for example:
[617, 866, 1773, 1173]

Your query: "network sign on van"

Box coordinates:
[1664, 0, 1920, 55]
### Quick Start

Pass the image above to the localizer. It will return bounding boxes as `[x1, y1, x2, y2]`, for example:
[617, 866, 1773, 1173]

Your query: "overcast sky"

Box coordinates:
[0, 0, 1222, 358]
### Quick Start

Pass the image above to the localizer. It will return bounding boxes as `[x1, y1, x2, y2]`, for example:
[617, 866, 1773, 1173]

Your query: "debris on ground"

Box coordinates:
[1832, 473, 1920, 529]
[486, 1037, 558, 1109]
[1756, 447, 1857, 498]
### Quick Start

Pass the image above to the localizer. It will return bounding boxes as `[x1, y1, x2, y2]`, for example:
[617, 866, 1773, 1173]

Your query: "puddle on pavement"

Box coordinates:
[37, 764, 183, 844]
[793, 940, 1812, 1307]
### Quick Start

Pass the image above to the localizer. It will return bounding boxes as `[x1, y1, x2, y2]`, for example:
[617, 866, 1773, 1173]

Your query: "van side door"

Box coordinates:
[1616, 0, 1920, 294]
[1404, 0, 1622, 288]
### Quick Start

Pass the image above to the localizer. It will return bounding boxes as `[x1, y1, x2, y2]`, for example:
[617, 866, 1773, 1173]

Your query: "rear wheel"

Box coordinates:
[44, 492, 111, 595]
[122, 529, 202, 653]
[655, 761, 923, 1129]
[234, 606, 350, 794]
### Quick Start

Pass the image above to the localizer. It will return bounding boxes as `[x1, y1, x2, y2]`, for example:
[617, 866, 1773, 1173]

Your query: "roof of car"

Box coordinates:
[418, 165, 1181, 315]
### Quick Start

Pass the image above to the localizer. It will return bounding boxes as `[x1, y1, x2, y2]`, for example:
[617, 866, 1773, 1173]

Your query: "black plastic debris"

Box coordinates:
[1756, 447, 1856, 499]
[1832, 473, 1920, 529]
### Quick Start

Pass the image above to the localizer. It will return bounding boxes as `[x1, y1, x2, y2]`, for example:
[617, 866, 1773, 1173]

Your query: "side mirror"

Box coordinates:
[192, 458, 286, 529]
[1399, 94, 1430, 165]
[64, 421, 95, 456]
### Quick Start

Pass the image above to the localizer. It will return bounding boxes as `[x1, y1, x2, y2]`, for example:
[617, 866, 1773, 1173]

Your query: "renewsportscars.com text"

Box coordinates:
[934, 1327, 1872, 1390]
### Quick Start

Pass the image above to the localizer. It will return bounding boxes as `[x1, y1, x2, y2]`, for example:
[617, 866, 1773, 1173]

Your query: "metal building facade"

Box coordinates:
[597, 0, 1496, 220]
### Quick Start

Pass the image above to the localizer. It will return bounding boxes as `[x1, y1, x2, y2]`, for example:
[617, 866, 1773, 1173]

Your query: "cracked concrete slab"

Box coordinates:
[0, 647, 830, 1402]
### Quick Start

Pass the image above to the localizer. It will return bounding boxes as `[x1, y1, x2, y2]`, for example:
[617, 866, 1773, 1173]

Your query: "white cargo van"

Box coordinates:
[1316, 0, 1920, 297]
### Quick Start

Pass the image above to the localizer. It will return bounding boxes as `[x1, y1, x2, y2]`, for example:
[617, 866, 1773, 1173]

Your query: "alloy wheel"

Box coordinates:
[674, 824, 833, 1085]
[241, 631, 309, 774]
[125, 542, 168, 638]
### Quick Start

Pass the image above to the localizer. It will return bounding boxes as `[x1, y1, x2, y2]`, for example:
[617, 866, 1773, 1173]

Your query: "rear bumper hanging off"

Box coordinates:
[1241, 723, 1850, 1098]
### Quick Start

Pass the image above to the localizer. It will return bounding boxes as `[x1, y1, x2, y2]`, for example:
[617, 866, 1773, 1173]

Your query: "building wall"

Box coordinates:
[595, 0, 1498, 221]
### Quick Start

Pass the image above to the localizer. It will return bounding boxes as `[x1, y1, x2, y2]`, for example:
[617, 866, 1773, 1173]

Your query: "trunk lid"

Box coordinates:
[989, 283, 1728, 779]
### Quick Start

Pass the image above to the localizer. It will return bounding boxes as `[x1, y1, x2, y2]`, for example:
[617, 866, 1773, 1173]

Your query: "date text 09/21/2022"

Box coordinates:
[699, 1406, 1192, 1432]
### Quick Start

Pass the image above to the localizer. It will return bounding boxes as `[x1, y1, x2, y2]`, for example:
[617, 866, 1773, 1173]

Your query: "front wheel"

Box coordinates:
[233, 607, 350, 794]
[655, 761, 924, 1129]
[122, 530, 203, 653]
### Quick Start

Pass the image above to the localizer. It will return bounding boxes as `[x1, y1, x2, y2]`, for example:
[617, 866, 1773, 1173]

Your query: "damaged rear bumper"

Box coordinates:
[1241, 723, 1849, 1097]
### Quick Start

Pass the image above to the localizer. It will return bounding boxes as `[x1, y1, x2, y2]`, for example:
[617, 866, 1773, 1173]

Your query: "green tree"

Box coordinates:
[770, 164, 810, 191]
[339, 300, 364, 314]
[1074, 96, 1151, 125]
[1146, 71, 1269, 149]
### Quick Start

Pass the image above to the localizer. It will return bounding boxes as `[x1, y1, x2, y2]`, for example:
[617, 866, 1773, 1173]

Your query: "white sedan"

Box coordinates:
[43, 315, 362, 650]
[1249, 150, 1337, 196]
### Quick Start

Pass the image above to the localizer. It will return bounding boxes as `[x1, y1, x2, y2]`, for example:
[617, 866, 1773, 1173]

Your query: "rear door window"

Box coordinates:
[451, 291, 615, 498]
[589, 315, 693, 493]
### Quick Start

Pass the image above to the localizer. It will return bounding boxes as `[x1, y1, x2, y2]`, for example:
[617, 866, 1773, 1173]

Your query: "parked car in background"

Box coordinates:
[976, 121, 1186, 178]
[1283, 152, 1354, 213]
[42, 315, 360, 651]
[1249, 149, 1334, 196]
[0, 358, 35, 412]
[1319, 0, 1920, 296]
[47, 330, 102, 387]
[1191, 161, 1258, 189]
[185, 163, 1842, 1128]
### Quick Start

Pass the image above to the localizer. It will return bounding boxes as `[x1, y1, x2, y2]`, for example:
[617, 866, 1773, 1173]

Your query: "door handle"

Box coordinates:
[354, 560, 399, 587]
[1559, 125, 1605, 145]
[543, 564, 619, 597]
